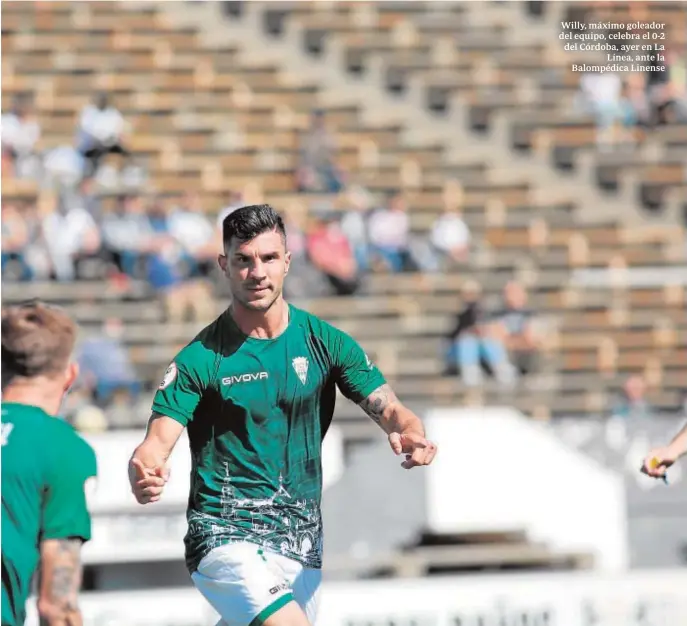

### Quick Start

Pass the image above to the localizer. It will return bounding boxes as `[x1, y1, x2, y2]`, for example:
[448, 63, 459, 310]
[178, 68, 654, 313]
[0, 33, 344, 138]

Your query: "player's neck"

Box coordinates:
[2, 380, 64, 417]
[230, 298, 290, 339]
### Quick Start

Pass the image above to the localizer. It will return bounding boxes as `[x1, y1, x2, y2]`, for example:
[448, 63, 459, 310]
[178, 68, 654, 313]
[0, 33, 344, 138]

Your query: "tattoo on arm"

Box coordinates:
[359, 384, 399, 426]
[39, 538, 83, 626]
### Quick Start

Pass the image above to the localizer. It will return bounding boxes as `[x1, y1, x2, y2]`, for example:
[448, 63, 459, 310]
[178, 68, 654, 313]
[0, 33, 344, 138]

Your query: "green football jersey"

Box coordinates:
[1, 403, 97, 626]
[152, 304, 386, 573]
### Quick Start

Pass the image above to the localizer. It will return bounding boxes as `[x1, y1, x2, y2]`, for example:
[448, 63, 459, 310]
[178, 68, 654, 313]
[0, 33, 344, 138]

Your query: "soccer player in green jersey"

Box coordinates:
[128, 204, 437, 626]
[1, 301, 97, 626]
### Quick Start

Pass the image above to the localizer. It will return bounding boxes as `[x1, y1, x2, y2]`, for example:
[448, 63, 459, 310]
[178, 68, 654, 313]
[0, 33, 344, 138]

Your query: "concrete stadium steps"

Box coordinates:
[324, 528, 593, 579]
[241, 0, 685, 224]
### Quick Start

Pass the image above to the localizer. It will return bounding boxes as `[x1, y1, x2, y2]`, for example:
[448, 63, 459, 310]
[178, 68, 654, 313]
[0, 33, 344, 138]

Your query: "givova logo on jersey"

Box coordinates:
[222, 372, 269, 386]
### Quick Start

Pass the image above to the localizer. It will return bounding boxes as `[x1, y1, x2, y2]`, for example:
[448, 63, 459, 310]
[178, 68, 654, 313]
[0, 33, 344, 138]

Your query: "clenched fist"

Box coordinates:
[129, 457, 170, 504]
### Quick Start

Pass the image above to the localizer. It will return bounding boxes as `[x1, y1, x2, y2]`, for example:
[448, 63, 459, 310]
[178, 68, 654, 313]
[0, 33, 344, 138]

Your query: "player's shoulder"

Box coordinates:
[290, 304, 347, 340]
[38, 415, 97, 474]
[49, 418, 96, 459]
[289, 304, 360, 354]
[175, 312, 229, 362]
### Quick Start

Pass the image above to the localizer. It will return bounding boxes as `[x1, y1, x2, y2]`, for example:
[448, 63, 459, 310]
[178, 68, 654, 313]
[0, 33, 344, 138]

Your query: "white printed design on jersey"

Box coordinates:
[159, 362, 177, 390]
[365, 353, 374, 370]
[292, 357, 309, 385]
[1, 423, 14, 447]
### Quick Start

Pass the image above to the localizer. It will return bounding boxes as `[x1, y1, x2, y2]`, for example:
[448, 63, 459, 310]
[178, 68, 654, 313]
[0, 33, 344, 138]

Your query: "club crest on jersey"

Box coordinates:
[292, 357, 309, 385]
[159, 362, 177, 390]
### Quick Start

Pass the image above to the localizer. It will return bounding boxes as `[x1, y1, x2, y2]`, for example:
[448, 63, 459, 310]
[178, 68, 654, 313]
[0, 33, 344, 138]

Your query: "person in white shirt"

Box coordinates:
[101, 195, 155, 277]
[169, 192, 217, 277]
[77, 92, 129, 177]
[429, 205, 471, 269]
[42, 194, 102, 281]
[340, 186, 372, 272]
[368, 192, 411, 272]
[1, 95, 41, 179]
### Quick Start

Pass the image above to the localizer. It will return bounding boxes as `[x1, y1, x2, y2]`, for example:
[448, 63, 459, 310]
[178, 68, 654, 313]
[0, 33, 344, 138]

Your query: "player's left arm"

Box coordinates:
[359, 383, 437, 469]
[37, 538, 84, 626]
[38, 436, 96, 626]
[331, 324, 437, 469]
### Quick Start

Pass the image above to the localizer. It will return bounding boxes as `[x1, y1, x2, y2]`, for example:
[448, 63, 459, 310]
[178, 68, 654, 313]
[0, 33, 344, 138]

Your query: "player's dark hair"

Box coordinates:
[1, 300, 77, 381]
[222, 204, 286, 249]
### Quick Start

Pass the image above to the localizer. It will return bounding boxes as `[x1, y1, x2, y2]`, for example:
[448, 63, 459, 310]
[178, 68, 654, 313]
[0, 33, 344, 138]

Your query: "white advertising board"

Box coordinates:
[423, 408, 628, 571]
[24, 570, 687, 626]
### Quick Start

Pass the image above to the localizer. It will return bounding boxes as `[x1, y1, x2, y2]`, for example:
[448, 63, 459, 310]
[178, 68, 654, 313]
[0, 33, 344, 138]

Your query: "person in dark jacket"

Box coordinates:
[444, 280, 516, 388]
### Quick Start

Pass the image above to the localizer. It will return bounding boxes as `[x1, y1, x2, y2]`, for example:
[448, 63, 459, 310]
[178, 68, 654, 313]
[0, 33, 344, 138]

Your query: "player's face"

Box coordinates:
[219, 229, 291, 312]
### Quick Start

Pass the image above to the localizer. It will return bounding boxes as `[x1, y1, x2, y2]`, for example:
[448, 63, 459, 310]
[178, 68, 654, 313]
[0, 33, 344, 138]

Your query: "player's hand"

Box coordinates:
[388, 431, 437, 469]
[129, 457, 170, 504]
[640, 447, 676, 480]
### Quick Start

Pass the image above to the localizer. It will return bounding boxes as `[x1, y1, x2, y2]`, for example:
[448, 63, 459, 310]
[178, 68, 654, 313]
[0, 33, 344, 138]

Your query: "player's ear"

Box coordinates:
[284, 250, 291, 274]
[65, 361, 79, 392]
[218, 254, 228, 273]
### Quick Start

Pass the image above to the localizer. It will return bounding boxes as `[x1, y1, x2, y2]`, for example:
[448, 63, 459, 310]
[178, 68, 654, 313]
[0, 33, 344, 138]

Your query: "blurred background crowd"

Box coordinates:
[2, 1, 686, 436]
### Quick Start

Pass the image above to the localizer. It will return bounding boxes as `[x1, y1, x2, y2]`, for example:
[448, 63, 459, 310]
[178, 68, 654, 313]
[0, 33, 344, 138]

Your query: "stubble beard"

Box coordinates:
[233, 283, 283, 313]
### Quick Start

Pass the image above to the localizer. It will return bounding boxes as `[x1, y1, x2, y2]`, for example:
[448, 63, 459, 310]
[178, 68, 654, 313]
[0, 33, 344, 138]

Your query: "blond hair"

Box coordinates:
[2, 300, 77, 380]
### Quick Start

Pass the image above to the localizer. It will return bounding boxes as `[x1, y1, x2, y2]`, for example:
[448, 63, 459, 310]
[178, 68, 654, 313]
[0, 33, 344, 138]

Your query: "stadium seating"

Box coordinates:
[2, 0, 686, 443]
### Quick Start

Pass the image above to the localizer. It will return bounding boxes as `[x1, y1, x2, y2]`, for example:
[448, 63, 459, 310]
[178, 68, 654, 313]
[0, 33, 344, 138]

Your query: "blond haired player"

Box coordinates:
[2, 301, 97, 626]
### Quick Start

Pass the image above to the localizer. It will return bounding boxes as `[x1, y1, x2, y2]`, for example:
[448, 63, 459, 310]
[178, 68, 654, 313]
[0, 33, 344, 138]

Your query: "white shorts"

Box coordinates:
[191, 542, 322, 626]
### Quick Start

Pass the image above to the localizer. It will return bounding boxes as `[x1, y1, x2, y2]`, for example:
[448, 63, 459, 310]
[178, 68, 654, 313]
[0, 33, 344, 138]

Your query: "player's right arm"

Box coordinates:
[642, 421, 687, 478]
[129, 412, 185, 504]
[129, 343, 214, 504]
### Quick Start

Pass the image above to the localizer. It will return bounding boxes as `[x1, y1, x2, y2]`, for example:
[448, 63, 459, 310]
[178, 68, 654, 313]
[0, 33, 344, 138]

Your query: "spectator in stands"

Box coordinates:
[101, 194, 154, 278]
[577, 72, 637, 150]
[42, 193, 102, 281]
[492, 281, 539, 376]
[611, 374, 654, 420]
[77, 317, 141, 408]
[77, 92, 129, 178]
[1, 94, 41, 179]
[296, 109, 344, 193]
[444, 280, 516, 388]
[169, 192, 217, 278]
[1, 203, 33, 281]
[143, 196, 215, 322]
[42, 145, 86, 191]
[649, 46, 687, 125]
[427, 205, 471, 271]
[306, 213, 360, 296]
[282, 211, 325, 298]
[368, 191, 415, 273]
[14, 200, 52, 281]
[340, 185, 373, 272]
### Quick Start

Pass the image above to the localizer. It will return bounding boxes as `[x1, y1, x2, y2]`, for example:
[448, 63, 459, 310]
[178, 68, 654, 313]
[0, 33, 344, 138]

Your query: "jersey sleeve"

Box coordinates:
[151, 341, 215, 426]
[42, 434, 97, 542]
[328, 325, 387, 403]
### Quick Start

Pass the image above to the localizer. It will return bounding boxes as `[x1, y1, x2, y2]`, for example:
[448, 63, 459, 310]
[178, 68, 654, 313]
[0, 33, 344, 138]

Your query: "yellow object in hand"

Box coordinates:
[649, 457, 669, 484]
